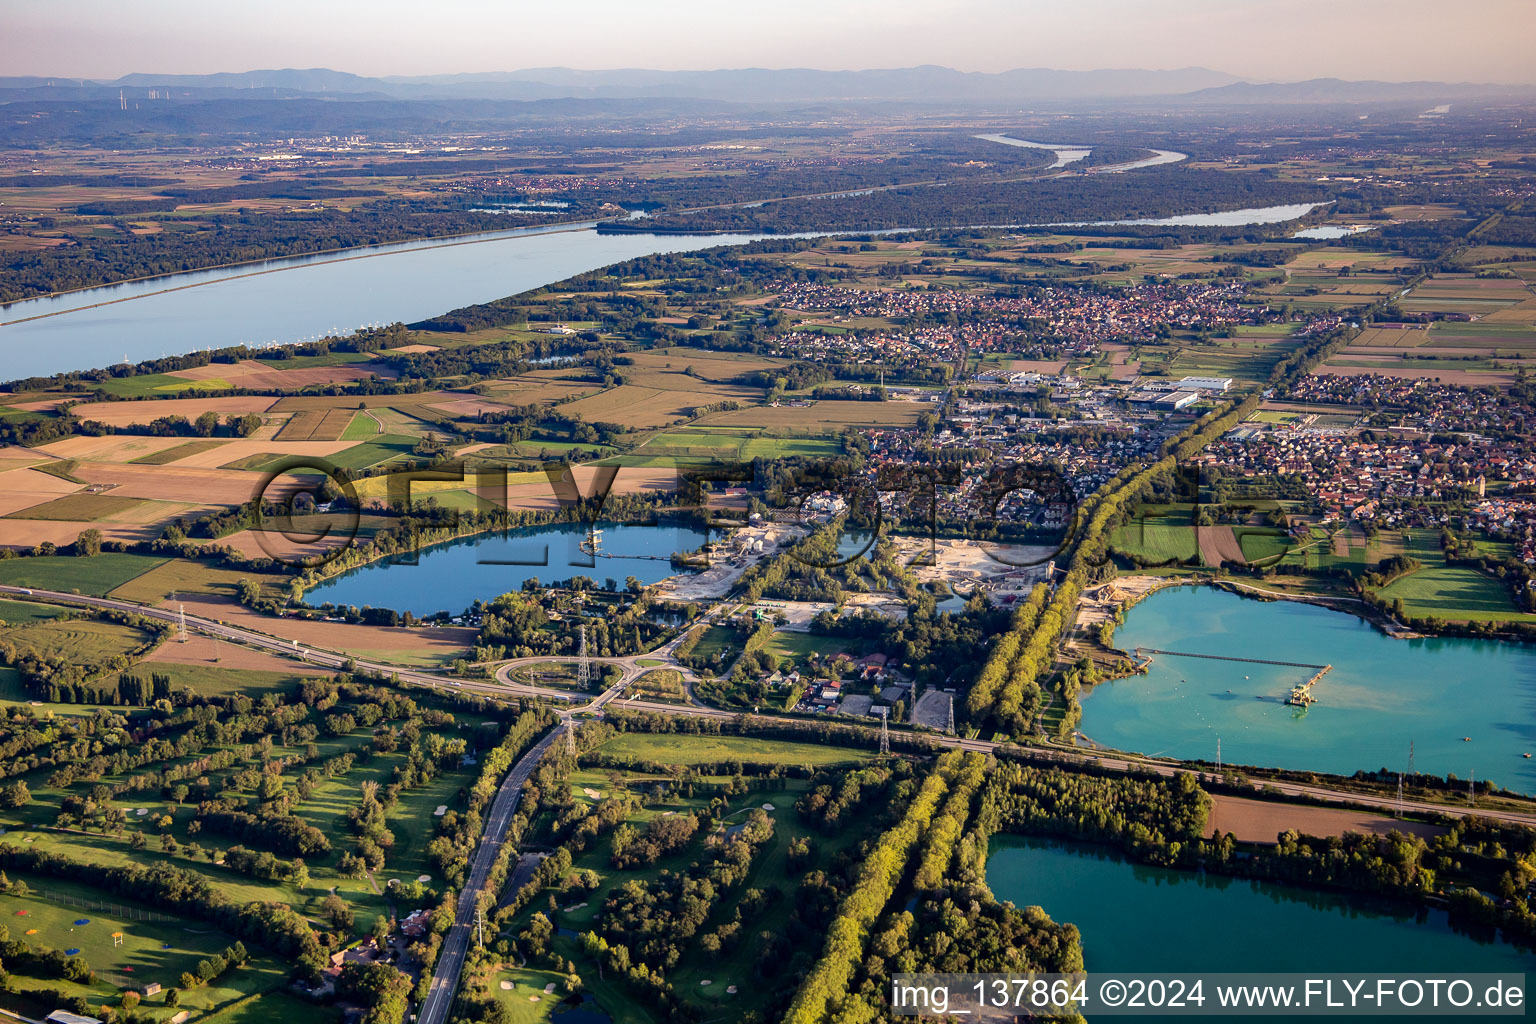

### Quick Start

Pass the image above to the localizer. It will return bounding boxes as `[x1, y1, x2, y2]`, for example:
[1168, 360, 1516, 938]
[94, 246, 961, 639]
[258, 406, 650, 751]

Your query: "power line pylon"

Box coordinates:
[576, 624, 590, 690]
[565, 720, 577, 758]
[878, 707, 890, 755]
[176, 599, 188, 643]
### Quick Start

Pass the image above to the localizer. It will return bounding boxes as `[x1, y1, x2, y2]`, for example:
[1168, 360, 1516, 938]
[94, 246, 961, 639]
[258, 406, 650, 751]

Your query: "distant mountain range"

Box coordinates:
[4, 65, 1531, 105]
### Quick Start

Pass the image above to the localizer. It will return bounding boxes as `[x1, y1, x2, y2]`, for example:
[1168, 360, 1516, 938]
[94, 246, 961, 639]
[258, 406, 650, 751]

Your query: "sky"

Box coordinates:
[5, 0, 1534, 84]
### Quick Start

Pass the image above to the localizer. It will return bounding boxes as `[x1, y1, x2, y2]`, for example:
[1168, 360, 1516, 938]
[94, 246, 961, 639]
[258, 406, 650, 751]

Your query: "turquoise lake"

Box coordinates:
[304, 521, 709, 616]
[1085, 586, 1536, 793]
[987, 836, 1532, 975]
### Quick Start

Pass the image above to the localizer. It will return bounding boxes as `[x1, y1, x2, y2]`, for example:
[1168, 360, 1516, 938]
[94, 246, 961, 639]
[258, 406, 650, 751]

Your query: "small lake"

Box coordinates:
[304, 520, 710, 616]
[1083, 586, 1536, 792]
[1292, 224, 1374, 239]
[987, 836, 1531, 975]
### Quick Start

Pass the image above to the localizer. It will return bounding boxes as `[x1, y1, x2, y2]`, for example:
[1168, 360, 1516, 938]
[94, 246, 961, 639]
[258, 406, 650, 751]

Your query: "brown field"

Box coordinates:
[502, 464, 680, 510]
[171, 438, 354, 469]
[0, 466, 85, 517]
[1197, 525, 1246, 567]
[1206, 794, 1443, 845]
[1481, 297, 1536, 324]
[270, 392, 456, 412]
[70, 396, 278, 428]
[37, 434, 205, 462]
[65, 461, 300, 505]
[473, 379, 601, 407]
[142, 633, 330, 676]
[161, 358, 393, 390]
[697, 400, 925, 430]
[385, 344, 442, 354]
[1347, 326, 1429, 348]
[173, 594, 479, 657]
[276, 407, 357, 441]
[561, 384, 760, 429]
[1310, 364, 1517, 385]
[1007, 359, 1070, 374]
[0, 518, 165, 548]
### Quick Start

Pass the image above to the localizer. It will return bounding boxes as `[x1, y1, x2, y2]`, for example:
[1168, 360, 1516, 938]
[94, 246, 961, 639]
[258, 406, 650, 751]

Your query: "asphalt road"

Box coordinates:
[416, 723, 567, 1024]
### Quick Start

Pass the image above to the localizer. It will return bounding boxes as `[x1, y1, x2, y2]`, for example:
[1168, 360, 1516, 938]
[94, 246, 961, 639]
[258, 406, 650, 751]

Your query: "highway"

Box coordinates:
[7, 583, 1535, 831]
[416, 722, 567, 1024]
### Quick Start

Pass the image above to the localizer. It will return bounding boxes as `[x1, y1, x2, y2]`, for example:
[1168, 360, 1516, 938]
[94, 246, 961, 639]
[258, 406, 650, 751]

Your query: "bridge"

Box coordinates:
[1134, 647, 1333, 706]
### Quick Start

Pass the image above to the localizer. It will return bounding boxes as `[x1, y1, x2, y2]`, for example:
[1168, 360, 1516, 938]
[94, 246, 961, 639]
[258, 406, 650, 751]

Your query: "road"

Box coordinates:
[416, 722, 567, 1024]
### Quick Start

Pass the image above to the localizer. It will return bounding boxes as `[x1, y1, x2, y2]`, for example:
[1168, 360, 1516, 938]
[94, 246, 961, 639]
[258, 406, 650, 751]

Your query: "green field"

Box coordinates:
[198, 990, 343, 1024]
[0, 618, 152, 663]
[328, 434, 420, 471]
[1111, 506, 1199, 563]
[0, 552, 168, 595]
[1235, 527, 1292, 563]
[0, 598, 70, 625]
[4, 493, 151, 522]
[761, 631, 854, 665]
[1377, 566, 1536, 623]
[593, 732, 869, 766]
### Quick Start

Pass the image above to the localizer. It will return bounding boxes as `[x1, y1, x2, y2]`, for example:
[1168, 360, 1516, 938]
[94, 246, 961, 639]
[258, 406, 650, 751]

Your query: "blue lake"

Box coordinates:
[304, 520, 710, 615]
[1084, 586, 1536, 792]
[988, 836, 1532, 975]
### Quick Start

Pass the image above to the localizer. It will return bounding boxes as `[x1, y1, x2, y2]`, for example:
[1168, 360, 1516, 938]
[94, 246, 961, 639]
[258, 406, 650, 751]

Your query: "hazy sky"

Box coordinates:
[6, 0, 1534, 83]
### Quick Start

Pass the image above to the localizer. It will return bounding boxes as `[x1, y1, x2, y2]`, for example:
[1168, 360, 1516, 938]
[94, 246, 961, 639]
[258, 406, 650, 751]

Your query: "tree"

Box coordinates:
[0, 780, 29, 809]
[323, 892, 354, 931]
[371, 914, 391, 949]
[164, 990, 179, 1007]
[236, 578, 261, 605]
[194, 411, 219, 437]
[121, 992, 140, 1012]
[75, 529, 102, 558]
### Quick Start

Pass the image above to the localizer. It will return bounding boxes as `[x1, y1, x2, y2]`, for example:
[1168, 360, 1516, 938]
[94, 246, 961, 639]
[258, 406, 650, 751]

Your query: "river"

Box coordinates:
[3, 199, 1312, 382]
[0, 222, 783, 381]
[987, 835, 1531, 977]
[974, 132, 1189, 172]
[1083, 586, 1536, 793]
[303, 520, 710, 616]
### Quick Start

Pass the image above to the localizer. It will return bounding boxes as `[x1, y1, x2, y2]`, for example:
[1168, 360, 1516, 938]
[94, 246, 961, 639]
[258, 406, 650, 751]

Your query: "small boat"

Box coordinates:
[1524, 753, 1531, 759]
[1463, 737, 1472, 742]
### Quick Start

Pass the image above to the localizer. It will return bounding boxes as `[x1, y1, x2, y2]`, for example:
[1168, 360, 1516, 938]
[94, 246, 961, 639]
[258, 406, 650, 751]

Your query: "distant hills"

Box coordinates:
[3, 65, 1531, 106]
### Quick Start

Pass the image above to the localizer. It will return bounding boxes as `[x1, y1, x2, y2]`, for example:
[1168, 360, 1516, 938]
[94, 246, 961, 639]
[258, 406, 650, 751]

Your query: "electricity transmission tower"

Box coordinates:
[877, 707, 890, 755]
[566, 719, 577, 757]
[576, 624, 590, 690]
[176, 599, 188, 643]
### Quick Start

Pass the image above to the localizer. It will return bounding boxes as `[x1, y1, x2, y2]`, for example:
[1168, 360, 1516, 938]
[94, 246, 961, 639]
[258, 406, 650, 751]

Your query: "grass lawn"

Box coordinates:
[1377, 566, 1536, 623]
[116, 664, 309, 699]
[107, 559, 291, 605]
[0, 553, 168, 596]
[761, 631, 854, 665]
[592, 732, 869, 767]
[689, 624, 742, 661]
[197, 990, 343, 1024]
[475, 965, 572, 1024]
[0, 877, 289, 1017]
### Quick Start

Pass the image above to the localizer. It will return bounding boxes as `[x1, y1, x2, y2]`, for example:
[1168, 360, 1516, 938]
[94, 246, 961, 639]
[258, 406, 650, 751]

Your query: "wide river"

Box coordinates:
[3, 201, 1316, 381]
[1085, 586, 1536, 793]
[0, 223, 782, 381]
[304, 520, 709, 616]
[988, 836, 1531, 978]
